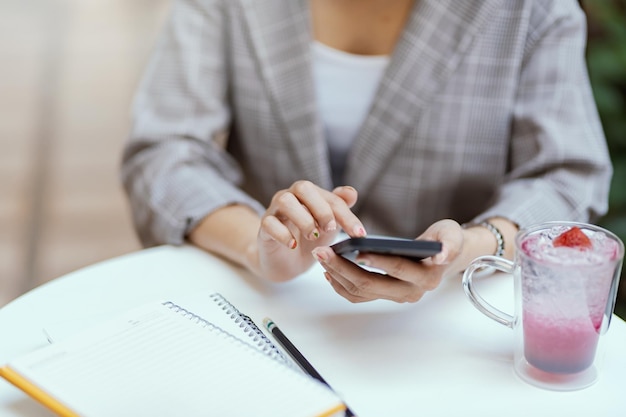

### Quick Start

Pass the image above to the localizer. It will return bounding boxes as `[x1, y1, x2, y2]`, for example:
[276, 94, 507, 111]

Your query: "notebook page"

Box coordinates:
[6, 302, 345, 417]
[177, 292, 291, 364]
[42, 292, 271, 348]
[43, 292, 289, 366]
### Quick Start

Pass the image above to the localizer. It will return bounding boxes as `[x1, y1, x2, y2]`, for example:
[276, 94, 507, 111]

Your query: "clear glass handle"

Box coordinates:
[462, 256, 515, 328]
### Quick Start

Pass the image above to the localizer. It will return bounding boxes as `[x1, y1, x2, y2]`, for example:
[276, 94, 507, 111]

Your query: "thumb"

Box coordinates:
[417, 219, 462, 265]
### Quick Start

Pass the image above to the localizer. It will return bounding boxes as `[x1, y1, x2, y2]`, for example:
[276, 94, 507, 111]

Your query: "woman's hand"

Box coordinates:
[248, 181, 367, 282]
[311, 219, 466, 303]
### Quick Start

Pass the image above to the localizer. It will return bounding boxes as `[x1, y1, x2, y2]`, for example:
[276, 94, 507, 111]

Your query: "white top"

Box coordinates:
[1, 244, 625, 417]
[311, 41, 390, 186]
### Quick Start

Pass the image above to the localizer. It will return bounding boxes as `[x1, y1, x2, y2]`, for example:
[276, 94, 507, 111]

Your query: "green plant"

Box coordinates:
[582, 0, 626, 318]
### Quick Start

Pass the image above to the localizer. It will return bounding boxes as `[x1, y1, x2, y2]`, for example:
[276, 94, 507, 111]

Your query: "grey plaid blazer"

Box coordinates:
[122, 0, 611, 247]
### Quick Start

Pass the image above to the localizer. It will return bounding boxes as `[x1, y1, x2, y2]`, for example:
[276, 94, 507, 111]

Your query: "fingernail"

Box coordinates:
[312, 248, 328, 262]
[289, 239, 297, 249]
[308, 229, 320, 240]
[325, 220, 337, 233]
[324, 272, 332, 283]
[353, 225, 367, 237]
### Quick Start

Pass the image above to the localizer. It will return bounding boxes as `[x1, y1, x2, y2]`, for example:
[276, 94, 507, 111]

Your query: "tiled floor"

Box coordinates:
[0, 0, 171, 307]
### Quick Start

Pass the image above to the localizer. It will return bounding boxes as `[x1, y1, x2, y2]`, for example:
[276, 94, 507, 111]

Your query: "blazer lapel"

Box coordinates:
[347, 0, 503, 205]
[240, 0, 332, 189]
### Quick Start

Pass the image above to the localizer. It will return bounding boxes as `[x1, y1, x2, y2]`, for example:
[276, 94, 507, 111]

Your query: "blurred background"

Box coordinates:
[582, 0, 626, 319]
[0, 0, 625, 319]
[0, 0, 169, 306]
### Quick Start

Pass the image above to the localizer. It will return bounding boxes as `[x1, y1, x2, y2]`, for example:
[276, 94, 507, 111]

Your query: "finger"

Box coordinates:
[332, 185, 358, 208]
[417, 220, 462, 265]
[356, 253, 444, 292]
[289, 182, 364, 238]
[259, 215, 297, 249]
[321, 195, 365, 238]
[314, 247, 421, 302]
[323, 272, 371, 303]
[289, 181, 337, 234]
[271, 191, 321, 241]
[330, 186, 365, 236]
[328, 265, 425, 303]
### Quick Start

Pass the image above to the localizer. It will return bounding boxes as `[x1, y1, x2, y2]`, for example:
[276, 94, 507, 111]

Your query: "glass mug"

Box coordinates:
[462, 221, 624, 391]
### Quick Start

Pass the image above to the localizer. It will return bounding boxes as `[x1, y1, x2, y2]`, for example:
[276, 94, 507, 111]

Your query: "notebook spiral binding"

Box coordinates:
[209, 293, 292, 365]
[162, 296, 292, 366]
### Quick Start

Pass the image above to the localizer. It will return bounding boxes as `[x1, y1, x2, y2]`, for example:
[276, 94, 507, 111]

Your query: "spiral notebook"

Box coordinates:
[0, 294, 346, 417]
[183, 293, 292, 365]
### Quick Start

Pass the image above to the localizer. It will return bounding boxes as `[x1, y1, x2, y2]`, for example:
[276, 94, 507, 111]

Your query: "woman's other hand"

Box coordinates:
[311, 219, 467, 303]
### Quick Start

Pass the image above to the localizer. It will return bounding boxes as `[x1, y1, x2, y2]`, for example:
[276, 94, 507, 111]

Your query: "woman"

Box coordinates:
[122, 0, 611, 303]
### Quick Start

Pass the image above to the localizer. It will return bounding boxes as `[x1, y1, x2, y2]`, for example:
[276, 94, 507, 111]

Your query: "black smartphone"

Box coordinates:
[331, 237, 442, 263]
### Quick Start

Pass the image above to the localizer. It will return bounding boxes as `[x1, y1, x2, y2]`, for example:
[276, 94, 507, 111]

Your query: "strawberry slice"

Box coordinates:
[553, 226, 592, 249]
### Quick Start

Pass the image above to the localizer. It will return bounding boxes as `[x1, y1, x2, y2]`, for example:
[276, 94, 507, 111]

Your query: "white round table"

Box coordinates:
[0, 245, 624, 417]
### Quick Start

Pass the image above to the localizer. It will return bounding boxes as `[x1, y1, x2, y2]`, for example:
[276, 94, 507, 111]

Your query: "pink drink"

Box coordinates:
[523, 313, 599, 373]
[519, 227, 619, 374]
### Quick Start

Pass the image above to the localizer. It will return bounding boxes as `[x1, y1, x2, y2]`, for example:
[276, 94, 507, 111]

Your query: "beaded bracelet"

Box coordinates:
[463, 220, 505, 257]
